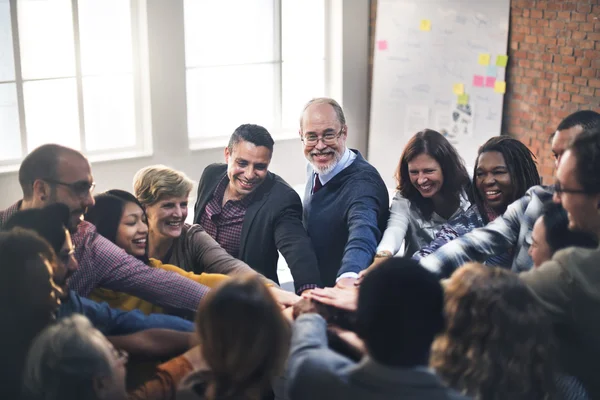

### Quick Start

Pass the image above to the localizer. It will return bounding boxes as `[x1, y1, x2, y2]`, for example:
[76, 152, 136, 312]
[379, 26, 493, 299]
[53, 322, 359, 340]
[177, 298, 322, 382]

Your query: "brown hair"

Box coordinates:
[430, 263, 558, 400]
[396, 129, 471, 219]
[195, 275, 290, 400]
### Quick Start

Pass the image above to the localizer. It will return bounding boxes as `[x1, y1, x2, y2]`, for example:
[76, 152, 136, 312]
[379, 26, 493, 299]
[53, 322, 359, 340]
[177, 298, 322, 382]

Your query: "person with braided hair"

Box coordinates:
[415, 136, 540, 268]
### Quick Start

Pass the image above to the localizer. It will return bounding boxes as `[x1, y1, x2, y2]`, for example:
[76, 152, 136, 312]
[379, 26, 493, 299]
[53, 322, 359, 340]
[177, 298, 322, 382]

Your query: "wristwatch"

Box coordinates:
[374, 250, 392, 258]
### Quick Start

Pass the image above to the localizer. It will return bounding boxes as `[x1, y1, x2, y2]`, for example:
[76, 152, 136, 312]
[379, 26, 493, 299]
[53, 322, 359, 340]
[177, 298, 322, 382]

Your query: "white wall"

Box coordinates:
[0, 0, 371, 209]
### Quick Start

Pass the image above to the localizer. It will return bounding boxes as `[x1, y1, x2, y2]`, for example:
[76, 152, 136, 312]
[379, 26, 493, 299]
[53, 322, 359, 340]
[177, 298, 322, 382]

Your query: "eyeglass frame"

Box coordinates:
[43, 178, 96, 198]
[554, 181, 595, 195]
[300, 128, 345, 146]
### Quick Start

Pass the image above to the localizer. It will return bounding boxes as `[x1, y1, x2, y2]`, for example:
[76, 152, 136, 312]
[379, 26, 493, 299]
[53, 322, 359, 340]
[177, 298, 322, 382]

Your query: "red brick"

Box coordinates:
[546, 72, 558, 81]
[566, 66, 582, 76]
[577, 4, 592, 13]
[588, 13, 599, 22]
[596, 88, 600, 97]
[549, 20, 565, 29]
[596, 42, 600, 51]
[525, 35, 538, 44]
[582, 68, 596, 78]
[579, 41, 595, 50]
[531, 9, 543, 19]
[562, 3, 577, 12]
[584, 50, 600, 59]
[514, 25, 530, 34]
[562, 56, 576, 65]
[544, 28, 557, 36]
[590, 79, 600, 89]
[522, 8, 529, 17]
[572, 31, 588, 40]
[536, 19, 549, 27]
[574, 77, 588, 86]
[543, 10, 556, 19]
[552, 63, 567, 73]
[557, 91, 571, 101]
[589, 33, 600, 41]
[525, 69, 543, 78]
[559, 47, 574, 56]
[519, 59, 531, 68]
[559, 74, 574, 83]
[581, 23, 595, 32]
[573, 13, 588, 22]
[531, 26, 545, 35]
[571, 95, 586, 104]
[574, 49, 584, 57]
[514, 50, 528, 59]
[538, 36, 557, 45]
[545, 90, 558, 100]
[576, 58, 591, 68]
[510, 41, 519, 51]
[541, 53, 554, 62]
[512, 32, 526, 42]
[580, 86, 595, 96]
[557, 11, 571, 20]
[532, 61, 544, 70]
[565, 83, 579, 94]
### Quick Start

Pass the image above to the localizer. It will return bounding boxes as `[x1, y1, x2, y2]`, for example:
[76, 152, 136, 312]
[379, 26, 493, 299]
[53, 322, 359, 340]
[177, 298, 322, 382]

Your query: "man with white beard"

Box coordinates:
[300, 98, 389, 287]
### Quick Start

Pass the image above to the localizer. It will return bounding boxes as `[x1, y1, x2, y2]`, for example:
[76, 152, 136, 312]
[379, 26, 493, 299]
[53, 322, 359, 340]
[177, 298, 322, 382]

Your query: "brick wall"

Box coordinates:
[368, 0, 600, 184]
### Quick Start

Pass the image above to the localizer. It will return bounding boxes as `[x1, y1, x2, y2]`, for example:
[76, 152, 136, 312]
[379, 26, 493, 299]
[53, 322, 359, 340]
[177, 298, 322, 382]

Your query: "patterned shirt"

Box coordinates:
[419, 185, 554, 278]
[200, 175, 252, 258]
[0, 201, 210, 313]
[413, 204, 512, 269]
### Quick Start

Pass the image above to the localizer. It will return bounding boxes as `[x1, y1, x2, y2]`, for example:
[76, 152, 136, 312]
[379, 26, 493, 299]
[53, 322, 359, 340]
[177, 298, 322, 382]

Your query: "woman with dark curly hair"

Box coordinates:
[431, 263, 587, 400]
[368, 129, 472, 268]
[414, 136, 540, 267]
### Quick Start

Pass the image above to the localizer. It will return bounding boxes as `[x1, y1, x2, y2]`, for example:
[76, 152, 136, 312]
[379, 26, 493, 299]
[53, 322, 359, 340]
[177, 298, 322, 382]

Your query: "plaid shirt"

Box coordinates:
[200, 175, 250, 258]
[419, 185, 554, 278]
[413, 204, 512, 269]
[0, 201, 209, 313]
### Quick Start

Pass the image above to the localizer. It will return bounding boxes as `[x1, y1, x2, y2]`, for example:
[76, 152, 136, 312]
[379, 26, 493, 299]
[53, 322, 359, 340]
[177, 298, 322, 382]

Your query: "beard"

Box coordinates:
[307, 148, 344, 175]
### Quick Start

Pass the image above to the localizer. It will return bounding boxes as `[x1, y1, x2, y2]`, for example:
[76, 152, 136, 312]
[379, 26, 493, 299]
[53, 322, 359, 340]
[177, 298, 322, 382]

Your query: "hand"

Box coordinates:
[292, 298, 319, 319]
[282, 306, 295, 322]
[305, 287, 358, 312]
[357, 254, 392, 284]
[270, 287, 301, 308]
[335, 277, 358, 290]
[328, 325, 366, 355]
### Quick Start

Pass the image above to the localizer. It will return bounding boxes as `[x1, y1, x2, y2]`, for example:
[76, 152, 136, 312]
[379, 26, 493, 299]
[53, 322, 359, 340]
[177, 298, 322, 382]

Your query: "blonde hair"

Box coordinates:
[133, 165, 194, 206]
[299, 97, 346, 130]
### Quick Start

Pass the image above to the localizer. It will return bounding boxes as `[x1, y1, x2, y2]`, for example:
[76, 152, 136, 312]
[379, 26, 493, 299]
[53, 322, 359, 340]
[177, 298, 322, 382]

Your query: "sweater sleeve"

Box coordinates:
[376, 192, 409, 255]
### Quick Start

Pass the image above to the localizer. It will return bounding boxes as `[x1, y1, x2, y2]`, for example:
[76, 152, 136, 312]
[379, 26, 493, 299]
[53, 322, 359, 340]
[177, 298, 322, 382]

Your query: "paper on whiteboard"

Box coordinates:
[404, 106, 430, 137]
[446, 100, 474, 145]
[434, 108, 452, 136]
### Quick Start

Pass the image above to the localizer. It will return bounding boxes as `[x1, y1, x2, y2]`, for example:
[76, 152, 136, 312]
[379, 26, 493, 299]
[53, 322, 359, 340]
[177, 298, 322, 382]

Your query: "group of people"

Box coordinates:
[2, 96, 600, 400]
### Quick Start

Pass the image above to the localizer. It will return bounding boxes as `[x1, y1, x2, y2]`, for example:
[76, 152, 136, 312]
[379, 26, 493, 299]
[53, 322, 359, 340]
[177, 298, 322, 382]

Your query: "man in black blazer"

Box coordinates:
[194, 124, 322, 294]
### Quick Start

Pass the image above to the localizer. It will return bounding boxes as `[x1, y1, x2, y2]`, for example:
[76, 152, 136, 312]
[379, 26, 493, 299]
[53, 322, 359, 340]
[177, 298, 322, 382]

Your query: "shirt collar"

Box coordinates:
[216, 174, 255, 207]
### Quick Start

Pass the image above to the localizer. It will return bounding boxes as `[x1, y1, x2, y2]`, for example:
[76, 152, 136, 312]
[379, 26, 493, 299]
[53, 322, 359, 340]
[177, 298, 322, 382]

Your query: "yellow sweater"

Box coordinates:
[89, 258, 229, 315]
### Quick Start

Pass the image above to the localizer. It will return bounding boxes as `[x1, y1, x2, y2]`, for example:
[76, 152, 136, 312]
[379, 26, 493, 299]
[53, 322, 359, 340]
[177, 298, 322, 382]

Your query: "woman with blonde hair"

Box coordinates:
[178, 275, 290, 400]
[133, 165, 298, 306]
[431, 263, 587, 400]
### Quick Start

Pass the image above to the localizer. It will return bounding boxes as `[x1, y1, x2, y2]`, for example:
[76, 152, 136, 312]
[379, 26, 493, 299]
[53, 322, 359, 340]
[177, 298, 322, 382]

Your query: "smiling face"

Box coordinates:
[145, 195, 188, 240]
[407, 153, 444, 199]
[475, 151, 514, 214]
[554, 150, 600, 235]
[300, 103, 347, 175]
[224, 140, 271, 201]
[115, 201, 148, 258]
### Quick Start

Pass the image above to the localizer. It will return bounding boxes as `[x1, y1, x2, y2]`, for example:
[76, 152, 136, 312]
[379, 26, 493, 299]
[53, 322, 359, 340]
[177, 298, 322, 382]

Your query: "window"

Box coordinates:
[183, 0, 326, 149]
[0, 0, 150, 167]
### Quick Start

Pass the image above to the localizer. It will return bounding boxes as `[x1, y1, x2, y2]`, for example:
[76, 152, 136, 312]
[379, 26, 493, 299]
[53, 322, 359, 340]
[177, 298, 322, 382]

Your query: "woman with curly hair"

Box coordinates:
[431, 263, 587, 400]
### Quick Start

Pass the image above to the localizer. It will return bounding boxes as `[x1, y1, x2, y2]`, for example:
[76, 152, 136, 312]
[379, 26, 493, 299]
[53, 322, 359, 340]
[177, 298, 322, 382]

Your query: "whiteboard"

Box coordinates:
[368, 0, 510, 187]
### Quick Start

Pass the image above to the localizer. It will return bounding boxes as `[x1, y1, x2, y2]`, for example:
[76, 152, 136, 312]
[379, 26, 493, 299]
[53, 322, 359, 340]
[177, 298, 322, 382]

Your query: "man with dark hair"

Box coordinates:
[287, 257, 468, 400]
[520, 125, 600, 398]
[420, 110, 600, 277]
[0, 144, 211, 314]
[194, 124, 322, 293]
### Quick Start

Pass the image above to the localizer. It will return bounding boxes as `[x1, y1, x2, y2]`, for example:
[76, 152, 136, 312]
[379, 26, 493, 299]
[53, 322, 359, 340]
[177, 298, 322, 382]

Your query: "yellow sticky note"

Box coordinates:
[457, 93, 469, 105]
[419, 19, 431, 31]
[496, 55, 509, 67]
[453, 83, 465, 95]
[494, 81, 506, 94]
[478, 53, 491, 66]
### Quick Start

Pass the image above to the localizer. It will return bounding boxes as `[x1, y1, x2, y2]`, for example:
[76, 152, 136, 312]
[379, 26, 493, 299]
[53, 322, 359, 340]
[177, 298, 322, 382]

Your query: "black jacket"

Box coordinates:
[194, 164, 322, 292]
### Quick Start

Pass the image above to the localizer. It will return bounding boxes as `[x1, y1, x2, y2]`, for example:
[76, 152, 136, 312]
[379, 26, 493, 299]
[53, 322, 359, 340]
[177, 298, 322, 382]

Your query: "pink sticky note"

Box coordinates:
[485, 76, 496, 88]
[473, 75, 484, 87]
[377, 40, 388, 51]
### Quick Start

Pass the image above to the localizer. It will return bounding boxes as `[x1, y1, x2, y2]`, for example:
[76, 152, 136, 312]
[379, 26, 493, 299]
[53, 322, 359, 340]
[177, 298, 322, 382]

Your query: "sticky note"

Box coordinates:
[485, 76, 496, 87]
[419, 19, 431, 31]
[473, 75, 484, 87]
[457, 94, 469, 105]
[377, 40, 388, 51]
[486, 65, 497, 77]
[496, 55, 509, 67]
[494, 81, 506, 94]
[453, 83, 465, 95]
[478, 53, 491, 66]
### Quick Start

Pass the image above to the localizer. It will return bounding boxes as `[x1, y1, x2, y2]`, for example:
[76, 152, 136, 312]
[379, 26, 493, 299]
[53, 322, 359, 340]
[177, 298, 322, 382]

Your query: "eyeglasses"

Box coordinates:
[44, 178, 96, 198]
[554, 182, 590, 195]
[301, 128, 344, 146]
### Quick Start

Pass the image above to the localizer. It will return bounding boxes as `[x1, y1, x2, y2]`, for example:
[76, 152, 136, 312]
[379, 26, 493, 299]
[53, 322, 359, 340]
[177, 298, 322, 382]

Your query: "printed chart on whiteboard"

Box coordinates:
[368, 0, 510, 187]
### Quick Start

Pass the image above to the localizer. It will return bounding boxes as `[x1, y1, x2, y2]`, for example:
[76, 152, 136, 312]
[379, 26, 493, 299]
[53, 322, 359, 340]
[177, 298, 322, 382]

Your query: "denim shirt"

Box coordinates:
[58, 290, 194, 335]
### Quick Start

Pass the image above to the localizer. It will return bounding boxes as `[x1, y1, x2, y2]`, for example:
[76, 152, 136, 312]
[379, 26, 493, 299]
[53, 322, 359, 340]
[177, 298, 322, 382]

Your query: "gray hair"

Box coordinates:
[22, 315, 113, 400]
[133, 164, 194, 206]
[299, 97, 346, 131]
